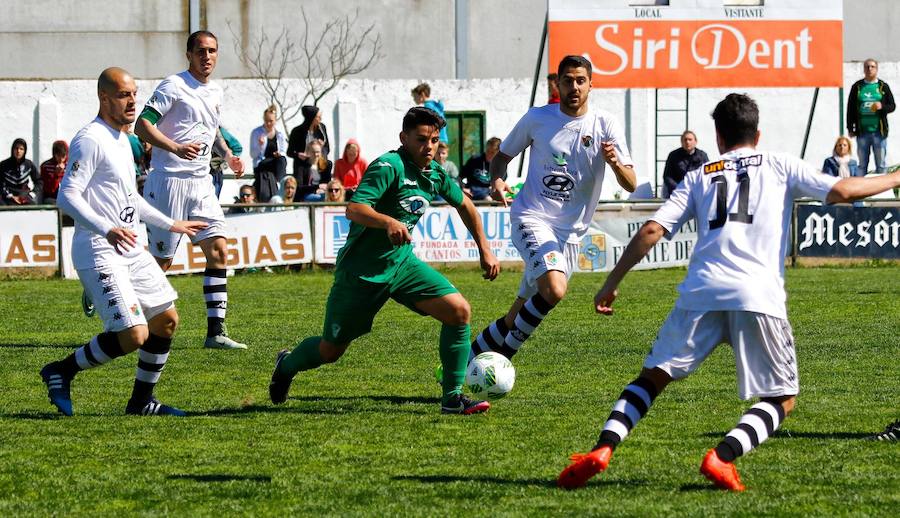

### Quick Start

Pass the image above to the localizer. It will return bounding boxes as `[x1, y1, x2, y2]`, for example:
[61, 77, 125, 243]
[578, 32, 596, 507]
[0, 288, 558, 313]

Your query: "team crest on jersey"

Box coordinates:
[400, 195, 429, 216]
[581, 135, 594, 148]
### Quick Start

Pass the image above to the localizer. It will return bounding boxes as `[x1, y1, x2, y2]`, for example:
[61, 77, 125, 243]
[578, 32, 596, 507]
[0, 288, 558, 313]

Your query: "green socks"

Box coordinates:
[279, 336, 324, 377]
[439, 324, 470, 404]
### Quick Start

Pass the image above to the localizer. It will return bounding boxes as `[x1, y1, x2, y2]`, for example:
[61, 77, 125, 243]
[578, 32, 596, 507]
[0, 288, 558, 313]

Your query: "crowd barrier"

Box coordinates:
[1, 200, 897, 278]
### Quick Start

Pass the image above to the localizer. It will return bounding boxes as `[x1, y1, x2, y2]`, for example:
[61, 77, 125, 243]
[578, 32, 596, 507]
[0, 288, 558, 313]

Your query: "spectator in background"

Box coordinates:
[325, 178, 346, 203]
[295, 141, 332, 201]
[411, 83, 448, 143]
[847, 59, 895, 174]
[436, 141, 461, 189]
[210, 126, 243, 198]
[251, 105, 288, 202]
[461, 137, 502, 200]
[662, 130, 709, 198]
[0, 138, 41, 205]
[547, 73, 560, 104]
[288, 105, 331, 176]
[231, 184, 257, 214]
[269, 176, 298, 206]
[822, 136, 859, 178]
[39, 140, 68, 204]
[333, 139, 367, 200]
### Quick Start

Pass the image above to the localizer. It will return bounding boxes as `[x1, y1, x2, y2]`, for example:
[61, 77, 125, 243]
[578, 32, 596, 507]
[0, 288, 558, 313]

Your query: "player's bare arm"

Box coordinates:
[826, 169, 900, 203]
[170, 220, 209, 238]
[345, 202, 411, 245]
[594, 220, 666, 314]
[489, 151, 515, 206]
[135, 117, 202, 160]
[213, 128, 244, 177]
[455, 196, 500, 280]
[601, 141, 637, 193]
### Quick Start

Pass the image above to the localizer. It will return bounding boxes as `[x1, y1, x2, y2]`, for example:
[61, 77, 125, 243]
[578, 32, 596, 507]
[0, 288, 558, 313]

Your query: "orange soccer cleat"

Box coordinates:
[557, 445, 613, 489]
[700, 449, 746, 491]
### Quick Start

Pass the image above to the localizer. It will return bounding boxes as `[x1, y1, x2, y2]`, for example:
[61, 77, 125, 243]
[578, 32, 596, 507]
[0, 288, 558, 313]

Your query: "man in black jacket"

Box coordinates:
[847, 59, 895, 175]
[662, 130, 708, 198]
[288, 105, 331, 179]
[0, 138, 41, 205]
[461, 137, 502, 200]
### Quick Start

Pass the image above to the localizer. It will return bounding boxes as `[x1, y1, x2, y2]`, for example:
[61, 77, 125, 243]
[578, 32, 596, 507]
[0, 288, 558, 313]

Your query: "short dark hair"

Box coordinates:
[187, 30, 218, 52]
[402, 107, 446, 133]
[486, 137, 502, 149]
[557, 55, 592, 78]
[711, 93, 759, 149]
[411, 83, 431, 98]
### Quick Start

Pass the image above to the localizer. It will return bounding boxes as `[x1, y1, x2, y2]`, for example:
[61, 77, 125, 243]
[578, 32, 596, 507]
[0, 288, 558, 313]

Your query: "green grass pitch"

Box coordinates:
[0, 266, 897, 515]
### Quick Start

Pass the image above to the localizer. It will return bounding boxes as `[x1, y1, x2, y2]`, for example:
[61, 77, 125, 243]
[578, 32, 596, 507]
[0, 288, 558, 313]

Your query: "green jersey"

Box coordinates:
[858, 81, 883, 133]
[336, 148, 465, 282]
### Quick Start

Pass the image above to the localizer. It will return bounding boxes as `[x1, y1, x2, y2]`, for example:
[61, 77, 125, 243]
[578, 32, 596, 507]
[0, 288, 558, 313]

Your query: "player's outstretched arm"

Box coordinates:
[826, 170, 900, 204]
[170, 220, 210, 238]
[456, 196, 500, 280]
[601, 141, 637, 193]
[345, 202, 411, 245]
[594, 220, 666, 314]
[489, 151, 515, 206]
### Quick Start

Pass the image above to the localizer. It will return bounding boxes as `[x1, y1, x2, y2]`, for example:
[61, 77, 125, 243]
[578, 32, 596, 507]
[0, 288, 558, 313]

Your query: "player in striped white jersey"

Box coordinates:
[40, 67, 207, 416]
[559, 93, 900, 491]
[135, 30, 248, 350]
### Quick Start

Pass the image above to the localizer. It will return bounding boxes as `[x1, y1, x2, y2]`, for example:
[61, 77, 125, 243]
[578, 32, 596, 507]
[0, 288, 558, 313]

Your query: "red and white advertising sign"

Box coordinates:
[548, 0, 843, 88]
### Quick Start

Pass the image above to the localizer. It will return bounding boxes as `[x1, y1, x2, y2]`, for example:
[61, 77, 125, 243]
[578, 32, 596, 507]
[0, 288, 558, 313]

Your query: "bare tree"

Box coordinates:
[230, 8, 382, 134]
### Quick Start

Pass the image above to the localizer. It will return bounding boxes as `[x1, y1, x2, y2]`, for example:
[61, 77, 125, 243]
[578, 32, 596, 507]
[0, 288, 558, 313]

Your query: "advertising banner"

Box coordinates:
[579, 212, 697, 272]
[0, 210, 58, 268]
[548, 0, 843, 88]
[796, 204, 900, 259]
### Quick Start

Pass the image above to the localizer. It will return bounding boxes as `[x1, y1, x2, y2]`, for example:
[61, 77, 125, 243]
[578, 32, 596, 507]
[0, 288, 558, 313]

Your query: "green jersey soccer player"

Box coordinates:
[269, 107, 501, 415]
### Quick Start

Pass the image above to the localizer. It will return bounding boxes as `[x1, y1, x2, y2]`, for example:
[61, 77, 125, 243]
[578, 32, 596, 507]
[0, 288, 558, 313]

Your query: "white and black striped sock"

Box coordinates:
[715, 401, 786, 462]
[130, 334, 171, 404]
[501, 293, 555, 356]
[58, 332, 125, 377]
[596, 377, 660, 450]
[203, 268, 227, 337]
[470, 318, 511, 360]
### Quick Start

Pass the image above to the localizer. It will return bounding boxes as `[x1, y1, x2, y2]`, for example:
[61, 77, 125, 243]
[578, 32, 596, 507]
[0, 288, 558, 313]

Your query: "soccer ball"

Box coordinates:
[466, 352, 515, 400]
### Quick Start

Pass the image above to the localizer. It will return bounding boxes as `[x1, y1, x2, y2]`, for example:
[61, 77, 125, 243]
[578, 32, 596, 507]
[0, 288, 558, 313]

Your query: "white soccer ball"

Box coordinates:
[466, 352, 515, 400]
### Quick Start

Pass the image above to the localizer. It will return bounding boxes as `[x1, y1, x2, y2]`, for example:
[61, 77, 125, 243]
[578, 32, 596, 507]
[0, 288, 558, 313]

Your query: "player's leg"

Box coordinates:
[197, 235, 245, 349]
[125, 255, 185, 415]
[143, 173, 183, 272]
[558, 309, 724, 489]
[269, 269, 385, 404]
[41, 265, 150, 416]
[701, 312, 800, 491]
[470, 296, 524, 359]
[394, 258, 488, 415]
[873, 133, 888, 174]
[857, 133, 872, 175]
[502, 269, 566, 352]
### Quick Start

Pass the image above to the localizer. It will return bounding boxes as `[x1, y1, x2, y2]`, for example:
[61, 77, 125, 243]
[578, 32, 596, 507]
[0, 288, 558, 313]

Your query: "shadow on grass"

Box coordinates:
[0, 412, 68, 420]
[168, 474, 271, 483]
[679, 483, 719, 492]
[200, 395, 439, 417]
[393, 474, 649, 489]
[700, 430, 872, 440]
[0, 343, 76, 349]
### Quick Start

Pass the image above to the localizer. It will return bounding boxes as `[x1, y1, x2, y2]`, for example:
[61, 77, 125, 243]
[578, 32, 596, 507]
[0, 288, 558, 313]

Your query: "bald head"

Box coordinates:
[97, 67, 138, 128]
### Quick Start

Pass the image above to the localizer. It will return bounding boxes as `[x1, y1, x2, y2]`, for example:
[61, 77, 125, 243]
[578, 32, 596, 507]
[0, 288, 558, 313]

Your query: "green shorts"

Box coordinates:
[323, 256, 459, 343]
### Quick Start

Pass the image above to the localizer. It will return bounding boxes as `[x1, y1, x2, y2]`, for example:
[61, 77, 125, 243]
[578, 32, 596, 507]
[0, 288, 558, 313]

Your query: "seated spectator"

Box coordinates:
[294, 141, 333, 201]
[461, 137, 502, 200]
[822, 136, 860, 178]
[411, 83, 448, 143]
[230, 184, 257, 214]
[436, 141, 461, 189]
[268, 176, 298, 208]
[39, 140, 68, 204]
[250, 105, 288, 203]
[662, 130, 709, 198]
[210, 126, 243, 198]
[325, 179, 346, 203]
[288, 105, 330, 177]
[547, 73, 560, 104]
[0, 138, 40, 205]
[333, 139, 367, 199]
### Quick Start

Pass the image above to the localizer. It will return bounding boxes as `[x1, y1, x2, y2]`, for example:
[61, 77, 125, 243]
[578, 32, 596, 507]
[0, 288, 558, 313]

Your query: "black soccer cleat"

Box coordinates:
[867, 420, 900, 441]
[269, 349, 293, 405]
[441, 394, 490, 415]
[40, 362, 74, 416]
[125, 397, 187, 417]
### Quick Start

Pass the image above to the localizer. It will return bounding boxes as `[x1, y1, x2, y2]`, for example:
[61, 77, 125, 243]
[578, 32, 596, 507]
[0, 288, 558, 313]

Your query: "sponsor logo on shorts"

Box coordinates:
[130, 304, 141, 316]
[156, 241, 167, 253]
[543, 251, 561, 267]
[113, 311, 123, 321]
[102, 285, 113, 294]
[108, 298, 118, 307]
[581, 135, 594, 148]
[70, 161, 80, 174]
[98, 272, 110, 281]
